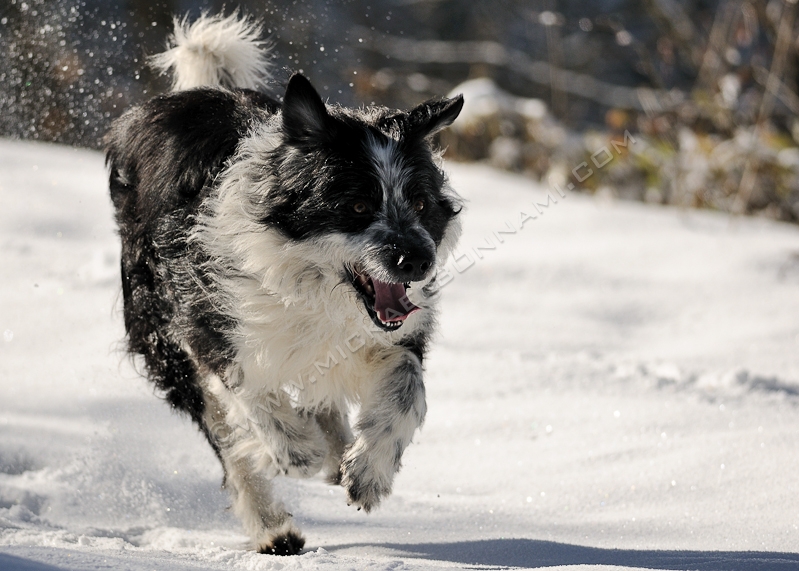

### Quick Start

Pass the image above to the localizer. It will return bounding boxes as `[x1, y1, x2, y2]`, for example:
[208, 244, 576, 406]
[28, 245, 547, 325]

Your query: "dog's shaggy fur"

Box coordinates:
[105, 13, 463, 555]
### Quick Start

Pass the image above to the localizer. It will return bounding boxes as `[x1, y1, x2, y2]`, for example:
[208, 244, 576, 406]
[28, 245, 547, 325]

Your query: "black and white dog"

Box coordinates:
[105, 13, 463, 555]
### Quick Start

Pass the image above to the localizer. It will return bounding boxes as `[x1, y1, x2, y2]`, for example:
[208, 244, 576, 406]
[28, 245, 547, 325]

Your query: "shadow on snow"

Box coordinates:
[0, 553, 67, 571]
[326, 538, 799, 570]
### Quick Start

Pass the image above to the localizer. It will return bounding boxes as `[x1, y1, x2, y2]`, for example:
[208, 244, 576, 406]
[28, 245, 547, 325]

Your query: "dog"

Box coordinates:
[105, 12, 463, 555]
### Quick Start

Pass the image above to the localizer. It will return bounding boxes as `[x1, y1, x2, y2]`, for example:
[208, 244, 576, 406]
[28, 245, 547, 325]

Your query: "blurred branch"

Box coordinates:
[536, 12, 568, 119]
[696, 0, 740, 90]
[593, 15, 666, 90]
[752, 65, 799, 115]
[642, 0, 702, 69]
[733, 0, 797, 215]
[755, 3, 797, 122]
[352, 26, 686, 112]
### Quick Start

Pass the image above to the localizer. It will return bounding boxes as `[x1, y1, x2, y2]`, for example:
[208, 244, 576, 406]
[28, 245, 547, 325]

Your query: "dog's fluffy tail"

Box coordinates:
[150, 12, 271, 92]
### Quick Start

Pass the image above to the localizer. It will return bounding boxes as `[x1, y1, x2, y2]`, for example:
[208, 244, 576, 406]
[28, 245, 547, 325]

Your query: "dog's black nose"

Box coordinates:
[393, 250, 433, 282]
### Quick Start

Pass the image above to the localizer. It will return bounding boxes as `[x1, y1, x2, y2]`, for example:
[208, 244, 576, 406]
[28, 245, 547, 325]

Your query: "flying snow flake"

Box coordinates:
[616, 31, 633, 46]
[3, 330, 13, 342]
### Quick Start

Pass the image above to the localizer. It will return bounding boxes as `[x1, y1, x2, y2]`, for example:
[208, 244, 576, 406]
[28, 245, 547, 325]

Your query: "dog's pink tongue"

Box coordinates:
[372, 279, 419, 323]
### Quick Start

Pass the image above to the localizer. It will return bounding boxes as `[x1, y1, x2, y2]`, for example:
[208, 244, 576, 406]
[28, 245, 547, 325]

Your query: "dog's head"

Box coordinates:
[259, 74, 463, 331]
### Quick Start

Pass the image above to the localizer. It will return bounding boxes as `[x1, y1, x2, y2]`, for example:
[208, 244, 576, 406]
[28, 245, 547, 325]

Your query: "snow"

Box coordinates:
[2, 138, 799, 570]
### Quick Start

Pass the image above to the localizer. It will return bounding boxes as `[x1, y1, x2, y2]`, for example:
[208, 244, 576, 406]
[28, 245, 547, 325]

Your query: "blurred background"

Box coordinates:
[2, 0, 799, 221]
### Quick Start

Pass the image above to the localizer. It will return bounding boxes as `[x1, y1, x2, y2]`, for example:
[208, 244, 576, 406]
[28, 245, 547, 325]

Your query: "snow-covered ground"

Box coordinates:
[1, 138, 799, 570]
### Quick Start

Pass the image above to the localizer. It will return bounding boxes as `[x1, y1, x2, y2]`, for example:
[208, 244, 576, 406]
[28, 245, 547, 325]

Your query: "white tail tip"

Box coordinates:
[150, 12, 272, 92]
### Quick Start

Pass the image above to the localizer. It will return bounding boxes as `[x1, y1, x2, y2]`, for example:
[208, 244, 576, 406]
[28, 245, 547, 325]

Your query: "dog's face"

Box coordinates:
[260, 74, 463, 331]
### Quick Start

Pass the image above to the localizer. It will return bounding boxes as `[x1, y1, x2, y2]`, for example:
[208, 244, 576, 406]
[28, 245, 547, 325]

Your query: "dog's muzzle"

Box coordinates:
[348, 264, 421, 331]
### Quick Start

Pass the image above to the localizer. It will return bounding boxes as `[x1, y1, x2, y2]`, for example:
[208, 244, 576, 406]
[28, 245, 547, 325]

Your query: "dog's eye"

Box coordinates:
[352, 201, 369, 214]
[413, 199, 426, 213]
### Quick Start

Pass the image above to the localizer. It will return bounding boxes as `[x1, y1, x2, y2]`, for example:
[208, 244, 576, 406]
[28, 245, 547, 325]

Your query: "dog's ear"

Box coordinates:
[405, 95, 464, 139]
[282, 73, 333, 145]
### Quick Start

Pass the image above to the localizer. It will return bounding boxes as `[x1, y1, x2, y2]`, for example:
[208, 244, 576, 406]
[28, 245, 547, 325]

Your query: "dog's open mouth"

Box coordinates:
[348, 264, 420, 331]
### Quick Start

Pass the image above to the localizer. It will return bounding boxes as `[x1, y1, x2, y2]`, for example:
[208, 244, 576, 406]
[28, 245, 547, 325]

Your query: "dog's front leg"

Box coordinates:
[248, 397, 328, 478]
[316, 405, 354, 485]
[209, 366, 331, 479]
[340, 350, 426, 512]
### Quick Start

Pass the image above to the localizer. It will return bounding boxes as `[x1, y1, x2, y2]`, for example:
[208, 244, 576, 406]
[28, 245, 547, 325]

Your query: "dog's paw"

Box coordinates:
[257, 529, 305, 556]
[339, 445, 392, 513]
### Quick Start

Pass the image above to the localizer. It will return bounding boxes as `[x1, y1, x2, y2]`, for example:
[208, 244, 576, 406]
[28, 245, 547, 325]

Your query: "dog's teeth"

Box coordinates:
[378, 317, 401, 329]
